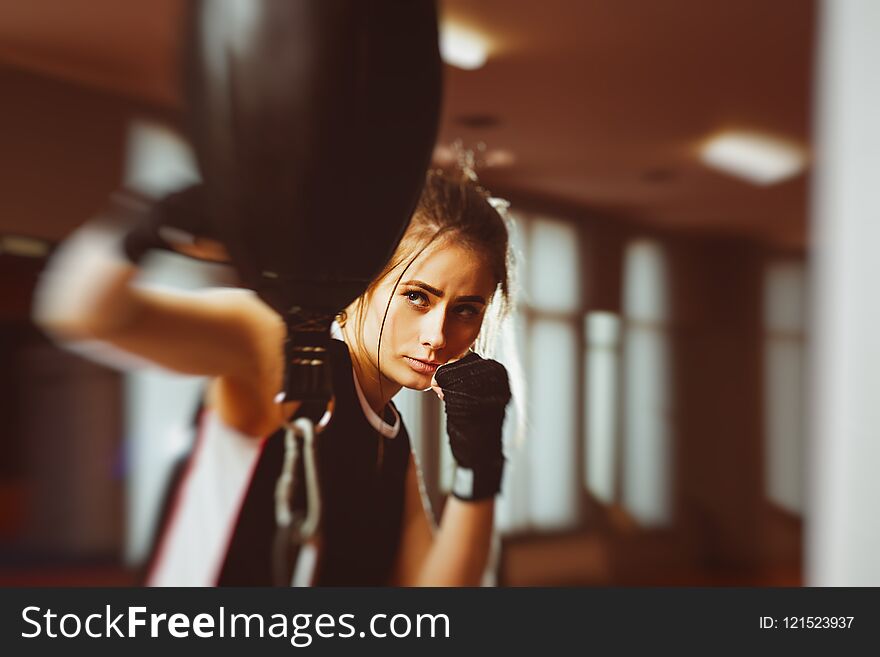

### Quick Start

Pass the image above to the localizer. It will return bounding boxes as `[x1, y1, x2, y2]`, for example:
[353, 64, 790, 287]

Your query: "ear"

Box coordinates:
[343, 295, 366, 325]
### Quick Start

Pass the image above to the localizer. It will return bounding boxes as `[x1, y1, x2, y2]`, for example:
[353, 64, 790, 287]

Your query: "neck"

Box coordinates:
[342, 327, 402, 417]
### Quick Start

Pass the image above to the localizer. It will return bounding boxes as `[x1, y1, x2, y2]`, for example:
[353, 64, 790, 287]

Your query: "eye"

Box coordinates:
[455, 304, 481, 320]
[402, 290, 430, 308]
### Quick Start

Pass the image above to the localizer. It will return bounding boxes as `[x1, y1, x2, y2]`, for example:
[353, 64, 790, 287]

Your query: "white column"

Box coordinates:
[808, 0, 880, 585]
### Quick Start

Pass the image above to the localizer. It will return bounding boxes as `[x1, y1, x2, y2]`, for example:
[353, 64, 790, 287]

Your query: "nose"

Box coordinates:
[420, 307, 447, 352]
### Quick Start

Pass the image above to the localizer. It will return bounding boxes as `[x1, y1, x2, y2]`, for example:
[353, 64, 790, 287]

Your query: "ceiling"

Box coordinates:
[0, 0, 814, 248]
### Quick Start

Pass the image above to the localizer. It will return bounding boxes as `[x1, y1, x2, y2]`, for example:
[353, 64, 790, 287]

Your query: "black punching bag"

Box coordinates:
[182, 0, 442, 402]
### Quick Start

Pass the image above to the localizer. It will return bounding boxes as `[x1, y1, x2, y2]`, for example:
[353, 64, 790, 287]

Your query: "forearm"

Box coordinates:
[413, 496, 495, 587]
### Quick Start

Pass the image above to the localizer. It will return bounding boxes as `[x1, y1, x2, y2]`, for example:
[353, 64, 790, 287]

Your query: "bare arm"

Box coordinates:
[33, 220, 292, 435]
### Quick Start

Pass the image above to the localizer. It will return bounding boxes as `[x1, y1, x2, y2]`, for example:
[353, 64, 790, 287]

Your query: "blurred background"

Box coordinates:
[1, 0, 876, 586]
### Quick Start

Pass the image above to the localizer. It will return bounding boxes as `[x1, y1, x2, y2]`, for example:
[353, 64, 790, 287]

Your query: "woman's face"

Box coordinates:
[355, 242, 497, 391]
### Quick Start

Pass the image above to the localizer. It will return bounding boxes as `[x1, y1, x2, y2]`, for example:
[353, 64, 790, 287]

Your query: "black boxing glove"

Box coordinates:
[116, 183, 213, 264]
[434, 350, 511, 502]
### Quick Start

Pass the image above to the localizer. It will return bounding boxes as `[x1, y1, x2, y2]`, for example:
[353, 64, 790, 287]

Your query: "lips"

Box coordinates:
[403, 356, 441, 375]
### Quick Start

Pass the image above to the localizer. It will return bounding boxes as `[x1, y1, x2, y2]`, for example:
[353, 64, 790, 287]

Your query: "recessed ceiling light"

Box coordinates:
[484, 149, 515, 168]
[1, 235, 49, 258]
[432, 144, 456, 166]
[454, 113, 501, 129]
[439, 23, 489, 70]
[699, 130, 808, 186]
[431, 142, 515, 169]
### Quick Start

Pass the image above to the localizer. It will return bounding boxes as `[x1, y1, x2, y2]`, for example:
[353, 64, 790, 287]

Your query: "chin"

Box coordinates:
[392, 365, 432, 391]
[401, 373, 432, 391]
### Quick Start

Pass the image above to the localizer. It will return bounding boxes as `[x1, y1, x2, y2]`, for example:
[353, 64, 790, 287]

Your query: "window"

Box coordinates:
[620, 239, 673, 527]
[763, 259, 807, 515]
[584, 311, 621, 504]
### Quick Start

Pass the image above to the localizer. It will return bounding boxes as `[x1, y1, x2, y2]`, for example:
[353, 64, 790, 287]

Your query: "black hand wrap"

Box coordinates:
[435, 350, 511, 501]
[118, 184, 211, 263]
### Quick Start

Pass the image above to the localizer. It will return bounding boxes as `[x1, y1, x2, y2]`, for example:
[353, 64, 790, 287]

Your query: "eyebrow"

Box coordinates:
[401, 279, 487, 305]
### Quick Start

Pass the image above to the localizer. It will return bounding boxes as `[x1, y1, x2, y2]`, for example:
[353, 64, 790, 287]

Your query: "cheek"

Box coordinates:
[445, 320, 482, 353]
[369, 301, 412, 353]
[364, 294, 392, 335]
[385, 308, 422, 355]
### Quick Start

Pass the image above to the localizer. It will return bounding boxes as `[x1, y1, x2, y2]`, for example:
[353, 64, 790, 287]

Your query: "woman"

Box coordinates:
[33, 169, 517, 586]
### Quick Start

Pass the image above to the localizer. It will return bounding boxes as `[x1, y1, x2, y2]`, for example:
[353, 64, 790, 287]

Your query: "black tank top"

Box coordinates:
[216, 338, 411, 586]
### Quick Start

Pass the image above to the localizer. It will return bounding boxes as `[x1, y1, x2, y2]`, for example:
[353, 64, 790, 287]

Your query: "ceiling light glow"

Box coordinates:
[440, 23, 489, 70]
[699, 131, 808, 186]
[1, 235, 49, 258]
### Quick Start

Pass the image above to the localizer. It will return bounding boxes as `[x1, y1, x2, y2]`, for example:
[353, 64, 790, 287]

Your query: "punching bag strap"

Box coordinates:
[273, 416, 322, 586]
[276, 309, 337, 404]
